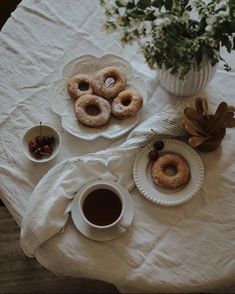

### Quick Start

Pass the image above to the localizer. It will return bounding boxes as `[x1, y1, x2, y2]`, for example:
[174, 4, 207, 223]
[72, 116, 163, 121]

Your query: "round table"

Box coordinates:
[0, 1, 235, 292]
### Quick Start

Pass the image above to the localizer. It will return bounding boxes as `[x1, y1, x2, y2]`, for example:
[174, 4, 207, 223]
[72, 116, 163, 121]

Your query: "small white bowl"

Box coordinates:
[22, 124, 61, 163]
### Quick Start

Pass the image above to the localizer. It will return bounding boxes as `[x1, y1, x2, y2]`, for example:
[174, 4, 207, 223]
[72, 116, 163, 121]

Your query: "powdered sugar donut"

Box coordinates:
[68, 74, 92, 100]
[74, 94, 111, 127]
[91, 66, 126, 99]
[111, 89, 143, 119]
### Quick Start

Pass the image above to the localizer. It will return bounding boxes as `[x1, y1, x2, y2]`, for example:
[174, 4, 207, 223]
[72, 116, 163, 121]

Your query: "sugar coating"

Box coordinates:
[151, 153, 190, 190]
[68, 74, 92, 100]
[112, 89, 143, 119]
[74, 94, 111, 127]
[91, 66, 126, 99]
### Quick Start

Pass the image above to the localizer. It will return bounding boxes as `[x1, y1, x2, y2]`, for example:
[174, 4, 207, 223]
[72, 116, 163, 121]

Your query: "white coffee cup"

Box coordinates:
[78, 180, 129, 230]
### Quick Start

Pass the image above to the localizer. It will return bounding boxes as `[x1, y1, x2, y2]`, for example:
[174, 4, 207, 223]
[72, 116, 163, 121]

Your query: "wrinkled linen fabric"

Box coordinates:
[0, 0, 235, 293]
[20, 106, 185, 257]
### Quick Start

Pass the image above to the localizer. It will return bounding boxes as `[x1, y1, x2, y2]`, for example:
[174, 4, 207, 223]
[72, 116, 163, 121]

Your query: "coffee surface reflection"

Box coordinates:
[83, 189, 122, 226]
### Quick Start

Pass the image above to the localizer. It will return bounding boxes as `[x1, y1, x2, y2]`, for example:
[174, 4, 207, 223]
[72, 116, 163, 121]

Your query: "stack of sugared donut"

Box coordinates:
[67, 66, 143, 127]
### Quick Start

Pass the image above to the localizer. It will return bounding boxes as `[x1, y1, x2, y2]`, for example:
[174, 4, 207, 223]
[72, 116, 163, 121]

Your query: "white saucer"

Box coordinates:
[71, 181, 134, 241]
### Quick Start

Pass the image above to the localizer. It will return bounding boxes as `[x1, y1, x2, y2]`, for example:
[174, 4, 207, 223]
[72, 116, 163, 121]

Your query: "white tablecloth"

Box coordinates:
[0, 0, 235, 292]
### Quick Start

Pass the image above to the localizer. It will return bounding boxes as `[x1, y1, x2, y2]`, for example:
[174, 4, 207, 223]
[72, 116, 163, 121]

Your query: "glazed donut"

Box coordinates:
[91, 66, 126, 99]
[74, 94, 111, 127]
[111, 89, 143, 119]
[68, 74, 92, 100]
[151, 153, 190, 190]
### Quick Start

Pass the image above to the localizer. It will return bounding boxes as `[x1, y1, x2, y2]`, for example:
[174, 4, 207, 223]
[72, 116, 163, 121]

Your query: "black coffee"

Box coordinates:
[83, 189, 122, 226]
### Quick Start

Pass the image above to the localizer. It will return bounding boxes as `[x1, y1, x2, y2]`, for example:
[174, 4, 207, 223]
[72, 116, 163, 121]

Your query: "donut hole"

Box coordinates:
[121, 96, 132, 106]
[78, 82, 90, 91]
[85, 104, 101, 116]
[105, 77, 115, 88]
[164, 165, 177, 176]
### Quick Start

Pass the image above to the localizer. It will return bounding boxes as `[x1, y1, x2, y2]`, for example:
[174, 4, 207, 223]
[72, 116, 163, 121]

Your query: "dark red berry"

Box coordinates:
[34, 147, 43, 159]
[44, 135, 55, 145]
[43, 144, 53, 155]
[29, 140, 38, 152]
[153, 140, 164, 151]
[35, 136, 45, 146]
[149, 149, 159, 160]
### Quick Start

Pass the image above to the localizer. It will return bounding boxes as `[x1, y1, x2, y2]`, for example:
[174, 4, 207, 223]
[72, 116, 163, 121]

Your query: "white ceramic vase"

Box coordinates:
[158, 58, 218, 97]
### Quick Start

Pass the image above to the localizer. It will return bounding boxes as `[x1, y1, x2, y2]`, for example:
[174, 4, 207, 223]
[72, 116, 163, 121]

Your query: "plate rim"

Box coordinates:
[60, 115, 140, 141]
[133, 138, 204, 206]
[62, 53, 133, 78]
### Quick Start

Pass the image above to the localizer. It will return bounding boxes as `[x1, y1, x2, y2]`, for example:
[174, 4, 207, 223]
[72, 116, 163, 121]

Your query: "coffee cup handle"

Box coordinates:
[119, 218, 129, 230]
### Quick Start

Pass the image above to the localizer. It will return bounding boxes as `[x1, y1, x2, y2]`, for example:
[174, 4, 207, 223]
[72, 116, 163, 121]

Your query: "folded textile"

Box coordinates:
[20, 103, 187, 257]
[20, 103, 235, 293]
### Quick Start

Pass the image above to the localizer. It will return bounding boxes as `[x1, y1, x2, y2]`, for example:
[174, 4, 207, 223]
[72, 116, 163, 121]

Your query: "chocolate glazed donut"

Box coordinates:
[151, 153, 190, 190]
[91, 66, 126, 99]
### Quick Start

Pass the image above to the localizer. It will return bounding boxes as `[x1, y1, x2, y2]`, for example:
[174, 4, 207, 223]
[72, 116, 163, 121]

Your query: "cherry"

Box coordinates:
[149, 149, 159, 160]
[29, 140, 38, 152]
[153, 140, 164, 151]
[35, 136, 45, 146]
[43, 144, 53, 155]
[34, 147, 43, 159]
[44, 135, 55, 145]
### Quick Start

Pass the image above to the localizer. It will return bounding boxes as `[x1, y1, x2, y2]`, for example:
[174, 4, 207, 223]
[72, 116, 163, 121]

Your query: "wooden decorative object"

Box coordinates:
[182, 97, 235, 152]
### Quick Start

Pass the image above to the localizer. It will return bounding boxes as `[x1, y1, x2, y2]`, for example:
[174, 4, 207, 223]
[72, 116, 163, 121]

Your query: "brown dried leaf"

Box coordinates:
[224, 118, 235, 128]
[202, 98, 209, 118]
[227, 105, 235, 112]
[184, 107, 201, 121]
[215, 101, 228, 117]
[209, 111, 234, 134]
[182, 119, 200, 136]
[195, 97, 203, 114]
[189, 136, 211, 147]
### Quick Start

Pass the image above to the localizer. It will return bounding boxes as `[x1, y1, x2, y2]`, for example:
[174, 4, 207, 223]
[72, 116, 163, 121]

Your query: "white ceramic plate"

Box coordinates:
[133, 139, 204, 206]
[71, 180, 134, 241]
[50, 54, 145, 140]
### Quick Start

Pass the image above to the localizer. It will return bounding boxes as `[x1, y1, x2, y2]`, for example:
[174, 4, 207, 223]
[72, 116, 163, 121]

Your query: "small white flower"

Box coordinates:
[118, 7, 126, 16]
[103, 2, 113, 12]
[116, 16, 124, 26]
[182, 11, 190, 20]
[144, 21, 152, 34]
[102, 22, 116, 33]
[162, 18, 171, 27]
[118, 0, 129, 5]
[191, 0, 198, 7]
[205, 25, 213, 32]
[206, 15, 217, 25]
[153, 18, 164, 26]
[138, 22, 145, 34]
[153, 7, 160, 17]
[154, 28, 163, 38]
[217, 9, 229, 17]
[130, 19, 138, 27]
[136, 43, 143, 53]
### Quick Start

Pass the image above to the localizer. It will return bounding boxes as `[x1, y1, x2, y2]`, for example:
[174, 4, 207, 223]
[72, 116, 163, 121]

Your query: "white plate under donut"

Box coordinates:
[133, 139, 204, 206]
[50, 54, 145, 140]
